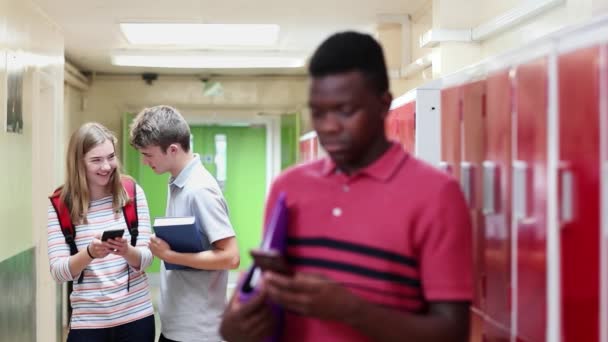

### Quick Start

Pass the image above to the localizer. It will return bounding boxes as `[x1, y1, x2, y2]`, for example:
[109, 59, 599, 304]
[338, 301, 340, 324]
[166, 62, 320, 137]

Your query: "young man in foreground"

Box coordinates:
[220, 31, 472, 342]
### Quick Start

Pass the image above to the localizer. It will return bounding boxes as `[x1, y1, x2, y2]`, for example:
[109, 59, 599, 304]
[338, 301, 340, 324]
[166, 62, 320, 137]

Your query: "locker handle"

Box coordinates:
[482, 161, 500, 215]
[438, 161, 452, 174]
[513, 161, 530, 220]
[558, 164, 575, 225]
[461, 162, 474, 208]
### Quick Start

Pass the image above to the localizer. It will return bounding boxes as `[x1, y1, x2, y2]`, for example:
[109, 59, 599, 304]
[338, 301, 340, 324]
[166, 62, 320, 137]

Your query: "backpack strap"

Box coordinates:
[121, 177, 139, 247]
[120, 177, 139, 292]
[49, 188, 84, 285]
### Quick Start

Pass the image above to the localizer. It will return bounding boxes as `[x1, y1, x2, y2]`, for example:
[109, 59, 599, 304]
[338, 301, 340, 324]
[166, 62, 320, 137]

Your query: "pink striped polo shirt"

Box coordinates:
[264, 143, 473, 342]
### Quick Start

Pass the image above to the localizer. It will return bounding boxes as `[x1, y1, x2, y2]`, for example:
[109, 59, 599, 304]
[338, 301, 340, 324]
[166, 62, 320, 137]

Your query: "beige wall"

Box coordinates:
[80, 75, 308, 151]
[479, 0, 521, 24]
[0, 0, 64, 260]
[481, 0, 605, 58]
[379, 2, 434, 98]
[441, 0, 608, 68]
[386, 0, 608, 97]
[64, 84, 85, 149]
[412, 2, 434, 62]
[0, 0, 64, 341]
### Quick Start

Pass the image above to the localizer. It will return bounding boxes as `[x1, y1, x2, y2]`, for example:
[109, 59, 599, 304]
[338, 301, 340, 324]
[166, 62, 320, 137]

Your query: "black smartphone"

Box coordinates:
[101, 229, 124, 242]
[250, 248, 293, 276]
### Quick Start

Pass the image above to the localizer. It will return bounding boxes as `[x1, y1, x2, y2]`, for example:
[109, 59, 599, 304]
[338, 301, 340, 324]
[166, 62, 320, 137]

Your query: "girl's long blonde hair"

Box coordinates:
[60, 122, 129, 225]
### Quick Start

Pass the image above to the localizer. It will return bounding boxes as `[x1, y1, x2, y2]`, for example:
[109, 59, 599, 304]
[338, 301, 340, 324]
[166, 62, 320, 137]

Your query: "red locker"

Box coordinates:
[462, 80, 487, 308]
[442, 84, 485, 340]
[440, 86, 462, 179]
[558, 46, 601, 342]
[385, 106, 400, 148]
[602, 44, 608, 342]
[386, 101, 416, 153]
[513, 57, 548, 342]
[482, 70, 513, 340]
[299, 132, 319, 163]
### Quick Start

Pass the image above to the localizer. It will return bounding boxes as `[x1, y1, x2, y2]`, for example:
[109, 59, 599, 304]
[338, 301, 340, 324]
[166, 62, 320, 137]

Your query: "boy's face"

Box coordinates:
[309, 70, 390, 171]
[138, 145, 173, 175]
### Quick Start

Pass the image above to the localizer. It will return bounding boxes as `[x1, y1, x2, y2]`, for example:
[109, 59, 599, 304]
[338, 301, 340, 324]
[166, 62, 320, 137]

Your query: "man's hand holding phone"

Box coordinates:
[250, 248, 293, 276]
[251, 248, 361, 321]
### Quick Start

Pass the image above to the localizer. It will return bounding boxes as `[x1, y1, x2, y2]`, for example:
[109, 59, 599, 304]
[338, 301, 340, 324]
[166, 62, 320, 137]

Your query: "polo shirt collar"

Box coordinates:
[320, 142, 407, 181]
[170, 154, 201, 188]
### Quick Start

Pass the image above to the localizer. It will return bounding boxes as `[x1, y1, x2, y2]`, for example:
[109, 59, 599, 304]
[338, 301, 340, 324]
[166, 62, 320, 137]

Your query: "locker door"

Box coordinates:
[482, 70, 513, 340]
[461, 80, 487, 341]
[440, 86, 462, 178]
[386, 101, 416, 153]
[414, 89, 442, 165]
[299, 133, 319, 163]
[386, 107, 400, 144]
[461, 80, 486, 209]
[558, 46, 601, 342]
[602, 44, 608, 342]
[403, 101, 416, 153]
[514, 58, 548, 342]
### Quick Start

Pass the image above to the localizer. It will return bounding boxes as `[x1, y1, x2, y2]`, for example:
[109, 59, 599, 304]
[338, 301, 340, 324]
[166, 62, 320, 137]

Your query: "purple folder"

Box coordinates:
[237, 192, 288, 342]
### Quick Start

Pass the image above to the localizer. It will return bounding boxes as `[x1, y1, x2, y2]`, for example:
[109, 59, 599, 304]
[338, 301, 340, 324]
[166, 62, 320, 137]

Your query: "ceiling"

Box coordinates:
[32, 0, 427, 75]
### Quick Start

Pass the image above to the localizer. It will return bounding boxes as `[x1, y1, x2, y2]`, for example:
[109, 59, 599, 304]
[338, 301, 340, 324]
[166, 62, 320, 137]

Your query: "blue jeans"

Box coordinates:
[67, 315, 155, 342]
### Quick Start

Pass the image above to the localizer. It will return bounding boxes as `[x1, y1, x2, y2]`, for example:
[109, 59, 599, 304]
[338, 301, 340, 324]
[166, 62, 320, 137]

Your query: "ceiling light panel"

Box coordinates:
[120, 23, 280, 46]
[111, 54, 304, 69]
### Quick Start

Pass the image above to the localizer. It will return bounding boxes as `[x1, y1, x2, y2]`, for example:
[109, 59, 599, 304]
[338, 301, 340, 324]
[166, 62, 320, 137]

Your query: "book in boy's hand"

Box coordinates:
[153, 216, 203, 270]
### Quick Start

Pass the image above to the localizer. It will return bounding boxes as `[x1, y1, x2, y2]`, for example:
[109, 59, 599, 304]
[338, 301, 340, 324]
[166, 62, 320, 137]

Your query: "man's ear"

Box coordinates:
[379, 91, 393, 120]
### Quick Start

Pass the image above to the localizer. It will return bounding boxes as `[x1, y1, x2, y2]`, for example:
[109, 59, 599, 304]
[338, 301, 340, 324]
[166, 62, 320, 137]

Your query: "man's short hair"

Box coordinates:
[308, 31, 389, 94]
[129, 105, 190, 152]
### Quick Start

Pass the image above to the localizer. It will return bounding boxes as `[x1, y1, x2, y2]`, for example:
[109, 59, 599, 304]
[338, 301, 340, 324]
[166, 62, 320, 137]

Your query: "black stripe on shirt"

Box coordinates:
[287, 236, 418, 267]
[287, 256, 421, 288]
[343, 282, 423, 301]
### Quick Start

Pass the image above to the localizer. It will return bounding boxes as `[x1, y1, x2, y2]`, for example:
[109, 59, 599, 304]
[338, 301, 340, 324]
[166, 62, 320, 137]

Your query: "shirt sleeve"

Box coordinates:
[131, 184, 153, 271]
[191, 185, 235, 244]
[417, 179, 474, 301]
[47, 204, 77, 282]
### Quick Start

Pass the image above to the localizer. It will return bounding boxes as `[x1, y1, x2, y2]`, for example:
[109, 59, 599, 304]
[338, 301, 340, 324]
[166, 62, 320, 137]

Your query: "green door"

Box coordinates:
[190, 125, 267, 271]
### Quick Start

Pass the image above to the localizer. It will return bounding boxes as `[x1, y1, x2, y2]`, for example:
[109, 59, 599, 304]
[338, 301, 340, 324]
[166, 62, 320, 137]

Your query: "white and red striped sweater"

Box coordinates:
[47, 184, 154, 329]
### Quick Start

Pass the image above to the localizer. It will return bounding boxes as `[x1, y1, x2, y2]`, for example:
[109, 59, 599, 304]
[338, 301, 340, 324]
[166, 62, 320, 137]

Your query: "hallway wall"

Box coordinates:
[379, 0, 608, 101]
[0, 0, 64, 341]
[64, 84, 85, 147]
[481, 0, 608, 58]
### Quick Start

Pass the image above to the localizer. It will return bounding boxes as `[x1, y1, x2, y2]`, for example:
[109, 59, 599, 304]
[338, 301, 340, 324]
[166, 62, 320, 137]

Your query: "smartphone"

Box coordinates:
[250, 248, 293, 276]
[101, 229, 124, 241]
[239, 267, 262, 296]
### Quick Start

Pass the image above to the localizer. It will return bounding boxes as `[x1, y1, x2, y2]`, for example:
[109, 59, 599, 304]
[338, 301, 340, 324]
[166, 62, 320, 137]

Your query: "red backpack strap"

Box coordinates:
[49, 188, 85, 284]
[121, 178, 139, 247]
[120, 178, 139, 293]
[49, 189, 79, 255]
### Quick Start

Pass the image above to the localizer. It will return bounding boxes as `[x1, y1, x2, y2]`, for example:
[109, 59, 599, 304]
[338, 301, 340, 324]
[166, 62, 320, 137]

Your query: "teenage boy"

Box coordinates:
[130, 105, 240, 342]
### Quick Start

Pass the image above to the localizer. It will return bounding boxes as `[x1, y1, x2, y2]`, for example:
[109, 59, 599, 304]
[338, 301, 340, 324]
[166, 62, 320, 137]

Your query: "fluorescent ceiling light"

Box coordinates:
[111, 54, 304, 69]
[120, 23, 280, 46]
